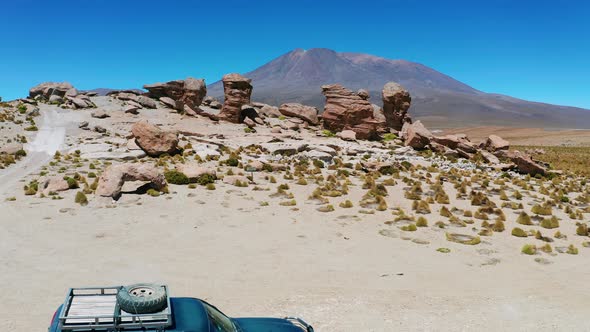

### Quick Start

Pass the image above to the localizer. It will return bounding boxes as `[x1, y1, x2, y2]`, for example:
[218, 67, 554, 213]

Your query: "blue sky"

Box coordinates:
[1, 0, 589, 108]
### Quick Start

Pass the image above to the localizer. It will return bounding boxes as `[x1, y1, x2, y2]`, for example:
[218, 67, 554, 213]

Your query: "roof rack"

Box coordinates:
[58, 285, 172, 331]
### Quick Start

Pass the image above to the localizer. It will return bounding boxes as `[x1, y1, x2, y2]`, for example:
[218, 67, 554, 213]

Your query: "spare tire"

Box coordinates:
[117, 283, 167, 314]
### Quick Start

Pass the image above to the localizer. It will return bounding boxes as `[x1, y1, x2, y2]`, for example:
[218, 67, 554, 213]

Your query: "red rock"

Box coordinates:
[175, 163, 216, 181]
[144, 78, 207, 111]
[41, 176, 70, 195]
[96, 163, 167, 198]
[381, 82, 412, 130]
[29, 82, 74, 99]
[495, 150, 547, 175]
[403, 121, 433, 149]
[321, 84, 379, 140]
[433, 135, 460, 149]
[279, 103, 319, 125]
[480, 135, 509, 152]
[218, 73, 252, 123]
[131, 120, 178, 157]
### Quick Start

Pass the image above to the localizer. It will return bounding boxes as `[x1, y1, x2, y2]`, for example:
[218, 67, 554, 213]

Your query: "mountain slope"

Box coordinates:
[208, 48, 590, 129]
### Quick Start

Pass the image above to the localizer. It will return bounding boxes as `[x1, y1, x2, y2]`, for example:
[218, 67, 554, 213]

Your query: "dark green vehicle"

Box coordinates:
[48, 284, 314, 332]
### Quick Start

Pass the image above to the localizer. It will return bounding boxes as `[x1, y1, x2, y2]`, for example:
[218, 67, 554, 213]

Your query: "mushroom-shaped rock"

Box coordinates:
[382, 82, 412, 130]
[480, 135, 509, 152]
[96, 163, 167, 199]
[131, 120, 178, 157]
[321, 84, 379, 140]
[402, 120, 433, 150]
[144, 77, 207, 111]
[279, 103, 319, 125]
[218, 73, 252, 123]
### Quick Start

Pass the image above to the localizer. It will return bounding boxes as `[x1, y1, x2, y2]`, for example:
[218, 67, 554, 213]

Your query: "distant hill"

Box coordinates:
[207, 48, 590, 129]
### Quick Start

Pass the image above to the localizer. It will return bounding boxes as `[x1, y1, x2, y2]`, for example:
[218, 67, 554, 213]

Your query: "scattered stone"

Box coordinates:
[91, 109, 109, 119]
[222, 175, 250, 186]
[94, 126, 107, 133]
[175, 163, 216, 181]
[124, 105, 140, 114]
[159, 96, 178, 109]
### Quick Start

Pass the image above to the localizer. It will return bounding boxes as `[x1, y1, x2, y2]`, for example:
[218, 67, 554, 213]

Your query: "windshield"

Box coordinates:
[203, 302, 237, 332]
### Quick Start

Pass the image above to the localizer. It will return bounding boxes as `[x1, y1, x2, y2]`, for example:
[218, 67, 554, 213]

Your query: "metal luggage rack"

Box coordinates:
[58, 285, 172, 331]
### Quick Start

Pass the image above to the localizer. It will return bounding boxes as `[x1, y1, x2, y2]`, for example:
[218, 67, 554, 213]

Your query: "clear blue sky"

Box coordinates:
[1, 0, 589, 108]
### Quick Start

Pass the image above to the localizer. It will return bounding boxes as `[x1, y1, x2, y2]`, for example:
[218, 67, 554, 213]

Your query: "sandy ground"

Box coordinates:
[441, 126, 590, 146]
[2, 99, 590, 331]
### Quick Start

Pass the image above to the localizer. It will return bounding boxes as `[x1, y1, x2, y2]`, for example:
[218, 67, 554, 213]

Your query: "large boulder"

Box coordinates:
[175, 163, 216, 181]
[29, 82, 74, 100]
[321, 84, 379, 140]
[433, 135, 460, 150]
[41, 176, 70, 195]
[96, 163, 167, 199]
[218, 73, 252, 123]
[143, 77, 207, 111]
[382, 82, 412, 130]
[402, 120, 433, 150]
[278, 103, 319, 125]
[480, 135, 509, 152]
[131, 120, 178, 157]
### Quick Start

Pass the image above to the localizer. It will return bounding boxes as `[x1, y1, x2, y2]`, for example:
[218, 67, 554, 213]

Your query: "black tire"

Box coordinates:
[117, 283, 167, 314]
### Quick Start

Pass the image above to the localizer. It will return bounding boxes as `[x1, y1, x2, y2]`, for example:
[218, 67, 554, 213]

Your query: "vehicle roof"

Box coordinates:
[50, 297, 210, 332]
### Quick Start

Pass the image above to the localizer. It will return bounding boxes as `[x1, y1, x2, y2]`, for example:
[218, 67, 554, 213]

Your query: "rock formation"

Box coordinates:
[382, 82, 412, 130]
[96, 164, 167, 198]
[279, 103, 319, 125]
[402, 121, 433, 149]
[480, 135, 510, 152]
[29, 82, 95, 109]
[143, 77, 207, 112]
[321, 84, 380, 140]
[218, 74, 252, 123]
[131, 120, 178, 157]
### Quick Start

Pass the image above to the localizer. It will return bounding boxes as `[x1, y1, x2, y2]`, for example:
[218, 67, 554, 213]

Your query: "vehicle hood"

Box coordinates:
[234, 317, 308, 332]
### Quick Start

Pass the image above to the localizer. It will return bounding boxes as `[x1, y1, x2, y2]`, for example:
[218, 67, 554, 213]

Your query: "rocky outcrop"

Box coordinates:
[29, 82, 74, 100]
[218, 74, 252, 123]
[480, 135, 509, 152]
[321, 84, 379, 140]
[96, 164, 167, 198]
[175, 163, 216, 182]
[402, 120, 433, 149]
[143, 78, 207, 111]
[131, 120, 178, 157]
[252, 102, 281, 118]
[279, 103, 319, 125]
[382, 82, 412, 130]
[29, 82, 95, 109]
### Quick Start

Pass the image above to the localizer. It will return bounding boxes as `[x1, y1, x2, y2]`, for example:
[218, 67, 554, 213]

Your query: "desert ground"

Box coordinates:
[2, 91, 590, 332]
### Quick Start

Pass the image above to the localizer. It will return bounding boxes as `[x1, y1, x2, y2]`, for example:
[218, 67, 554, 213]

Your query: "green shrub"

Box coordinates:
[511, 227, 528, 237]
[164, 170, 189, 185]
[540, 216, 559, 229]
[322, 129, 335, 137]
[313, 159, 325, 169]
[576, 223, 589, 236]
[146, 188, 160, 197]
[521, 244, 537, 255]
[401, 223, 417, 231]
[64, 177, 79, 189]
[567, 244, 579, 255]
[75, 191, 88, 206]
[382, 133, 397, 141]
[516, 211, 532, 225]
[436, 248, 450, 253]
[195, 173, 216, 185]
[532, 204, 552, 215]
[416, 216, 428, 227]
[206, 183, 216, 190]
[339, 200, 353, 208]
